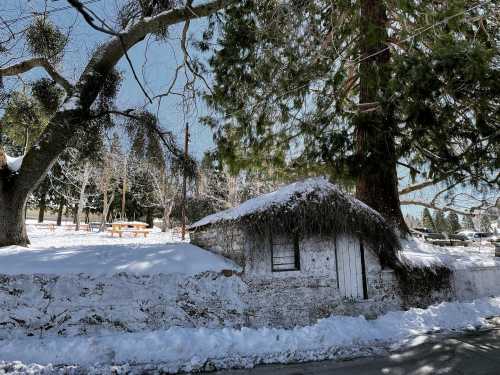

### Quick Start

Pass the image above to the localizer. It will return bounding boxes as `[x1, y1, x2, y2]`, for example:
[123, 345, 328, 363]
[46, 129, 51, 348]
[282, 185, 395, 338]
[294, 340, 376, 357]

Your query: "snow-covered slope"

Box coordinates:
[0, 229, 238, 275]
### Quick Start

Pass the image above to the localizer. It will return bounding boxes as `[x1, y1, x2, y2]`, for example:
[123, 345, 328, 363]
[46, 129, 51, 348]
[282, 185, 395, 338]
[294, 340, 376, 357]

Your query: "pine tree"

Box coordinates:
[480, 215, 492, 233]
[462, 215, 476, 231]
[204, 1, 499, 234]
[434, 211, 449, 234]
[447, 212, 461, 233]
[422, 208, 435, 231]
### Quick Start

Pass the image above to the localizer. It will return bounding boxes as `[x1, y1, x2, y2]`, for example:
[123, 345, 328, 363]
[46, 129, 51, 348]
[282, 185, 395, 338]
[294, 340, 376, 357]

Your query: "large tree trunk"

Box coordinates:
[161, 201, 174, 233]
[355, 0, 409, 236]
[38, 190, 47, 223]
[0, 183, 29, 247]
[75, 161, 92, 231]
[100, 190, 114, 231]
[56, 200, 64, 226]
[146, 208, 154, 229]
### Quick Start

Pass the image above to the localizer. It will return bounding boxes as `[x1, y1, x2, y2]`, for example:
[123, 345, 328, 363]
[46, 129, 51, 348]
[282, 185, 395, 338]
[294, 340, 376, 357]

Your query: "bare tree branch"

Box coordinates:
[179, 0, 214, 96]
[67, 0, 153, 102]
[0, 57, 73, 94]
[398, 176, 447, 195]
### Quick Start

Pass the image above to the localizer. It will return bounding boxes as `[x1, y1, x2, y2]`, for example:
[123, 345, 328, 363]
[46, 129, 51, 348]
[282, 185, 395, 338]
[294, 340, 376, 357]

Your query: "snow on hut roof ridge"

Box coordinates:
[190, 176, 382, 229]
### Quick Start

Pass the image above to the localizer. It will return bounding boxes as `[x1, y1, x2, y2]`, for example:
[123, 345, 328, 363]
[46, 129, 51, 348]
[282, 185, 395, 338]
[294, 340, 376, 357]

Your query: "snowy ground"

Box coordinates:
[2, 297, 500, 374]
[400, 238, 497, 270]
[0, 228, 499, 373]
[0, 225, 494, 275]
[0, 225, 237, 275]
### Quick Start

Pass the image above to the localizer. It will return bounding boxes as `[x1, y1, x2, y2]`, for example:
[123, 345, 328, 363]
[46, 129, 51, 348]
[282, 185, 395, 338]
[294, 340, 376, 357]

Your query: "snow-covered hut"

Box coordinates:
[190, 177, 401, 303]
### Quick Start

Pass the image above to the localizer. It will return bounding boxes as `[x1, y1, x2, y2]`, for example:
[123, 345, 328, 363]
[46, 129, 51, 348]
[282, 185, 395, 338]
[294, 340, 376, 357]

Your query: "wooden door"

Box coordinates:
[335, 236, 367, 299]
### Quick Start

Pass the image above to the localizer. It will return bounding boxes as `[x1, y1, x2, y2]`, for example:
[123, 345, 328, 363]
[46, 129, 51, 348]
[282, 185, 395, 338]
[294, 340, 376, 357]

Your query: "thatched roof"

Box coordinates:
[190, 177, 402, 269]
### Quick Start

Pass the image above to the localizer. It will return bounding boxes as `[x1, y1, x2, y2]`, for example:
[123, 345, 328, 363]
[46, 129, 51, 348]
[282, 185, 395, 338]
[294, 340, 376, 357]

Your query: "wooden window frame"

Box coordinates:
[270, 233, 301, 272]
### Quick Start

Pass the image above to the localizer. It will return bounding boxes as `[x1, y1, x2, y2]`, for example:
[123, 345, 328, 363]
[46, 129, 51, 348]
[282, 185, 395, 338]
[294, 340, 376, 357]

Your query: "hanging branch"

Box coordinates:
[0, 57, 73, 94]
[67, 0, 153, 103]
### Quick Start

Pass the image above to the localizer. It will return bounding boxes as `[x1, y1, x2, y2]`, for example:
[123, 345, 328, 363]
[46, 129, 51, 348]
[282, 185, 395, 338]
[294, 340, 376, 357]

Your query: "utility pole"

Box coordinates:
[181, 122, 189, 240]
[121, 157, 127, 221]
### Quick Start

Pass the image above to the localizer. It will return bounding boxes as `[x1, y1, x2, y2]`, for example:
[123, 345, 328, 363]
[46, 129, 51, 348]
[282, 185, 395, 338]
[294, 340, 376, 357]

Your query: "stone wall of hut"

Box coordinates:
[190, 225, 246, 268]
[240, 234, 402, 326]
[190, 226, 408, 326]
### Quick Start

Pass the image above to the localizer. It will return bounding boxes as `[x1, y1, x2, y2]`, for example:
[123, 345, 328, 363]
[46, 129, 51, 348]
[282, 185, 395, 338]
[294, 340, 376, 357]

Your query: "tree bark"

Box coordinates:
[75, 161, 91, 231]
[38, 190, 47, 223]
[146, 208, 154, 229]
[0, 181, 29, 247]
[100, 190, 114, 231]
[355, 0, 409, 236]
[161, 202, 174, 233]
[56, 200, 64, 226]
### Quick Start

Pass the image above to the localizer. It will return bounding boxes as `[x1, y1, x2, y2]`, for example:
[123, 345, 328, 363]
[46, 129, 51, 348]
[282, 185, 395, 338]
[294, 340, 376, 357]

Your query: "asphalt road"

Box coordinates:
[215, 324, 500, 375]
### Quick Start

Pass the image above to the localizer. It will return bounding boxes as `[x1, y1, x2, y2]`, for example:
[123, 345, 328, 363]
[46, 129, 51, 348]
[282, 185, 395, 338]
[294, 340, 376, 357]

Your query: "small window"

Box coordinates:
[271, 234, 300, 272]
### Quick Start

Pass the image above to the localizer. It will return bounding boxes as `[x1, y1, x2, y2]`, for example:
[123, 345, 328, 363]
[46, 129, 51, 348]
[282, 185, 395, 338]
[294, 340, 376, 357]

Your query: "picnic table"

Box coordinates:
[426, 238, 469, 247]
[107, 221, 151, 238]
[63, 223, 90, 232]
[30, 223, 55, 232]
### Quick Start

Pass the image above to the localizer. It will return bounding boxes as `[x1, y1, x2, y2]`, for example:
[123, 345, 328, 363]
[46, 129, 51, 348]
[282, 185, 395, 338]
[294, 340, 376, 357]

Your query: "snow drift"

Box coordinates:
[1, 297, 500, 373]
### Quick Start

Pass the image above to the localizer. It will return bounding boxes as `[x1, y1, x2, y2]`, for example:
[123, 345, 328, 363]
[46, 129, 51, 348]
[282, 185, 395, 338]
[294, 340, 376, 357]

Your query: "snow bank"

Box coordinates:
[1, 297, 500, 373]
[5, 154, 23, 172]
[399, 238, 497, 270]
[0, 230, 238, 275]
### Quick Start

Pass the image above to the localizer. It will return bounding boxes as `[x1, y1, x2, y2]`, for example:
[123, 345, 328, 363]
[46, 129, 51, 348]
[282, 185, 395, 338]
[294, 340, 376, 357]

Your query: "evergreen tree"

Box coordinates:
[447, 212, 461, 233]
[422, 208, 435, 231]
[480, 215, 492, 233]
[462, 215, 476, 231]
[434, 211, 449, 234]
[203, 0, 499, 234]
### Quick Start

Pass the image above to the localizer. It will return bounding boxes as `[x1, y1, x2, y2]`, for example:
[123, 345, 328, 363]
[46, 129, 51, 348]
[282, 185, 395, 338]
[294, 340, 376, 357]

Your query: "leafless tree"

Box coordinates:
[49, 149, 97, 230]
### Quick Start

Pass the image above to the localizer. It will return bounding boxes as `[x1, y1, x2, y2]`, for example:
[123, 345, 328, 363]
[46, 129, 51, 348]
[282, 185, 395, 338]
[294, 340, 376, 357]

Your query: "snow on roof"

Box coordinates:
[190, 177, 381, 229]
[5, 154, 24, 172]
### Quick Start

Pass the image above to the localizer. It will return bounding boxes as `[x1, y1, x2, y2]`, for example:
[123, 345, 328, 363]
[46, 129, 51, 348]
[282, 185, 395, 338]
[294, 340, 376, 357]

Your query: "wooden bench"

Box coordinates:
[107, 229, 122, 237]
[63, 223, 90, 231]
[106, 228, 151, 238]
[128, 229, 151, 238]
[31, 223, 55, 232]
[426, 239, 469, 247]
